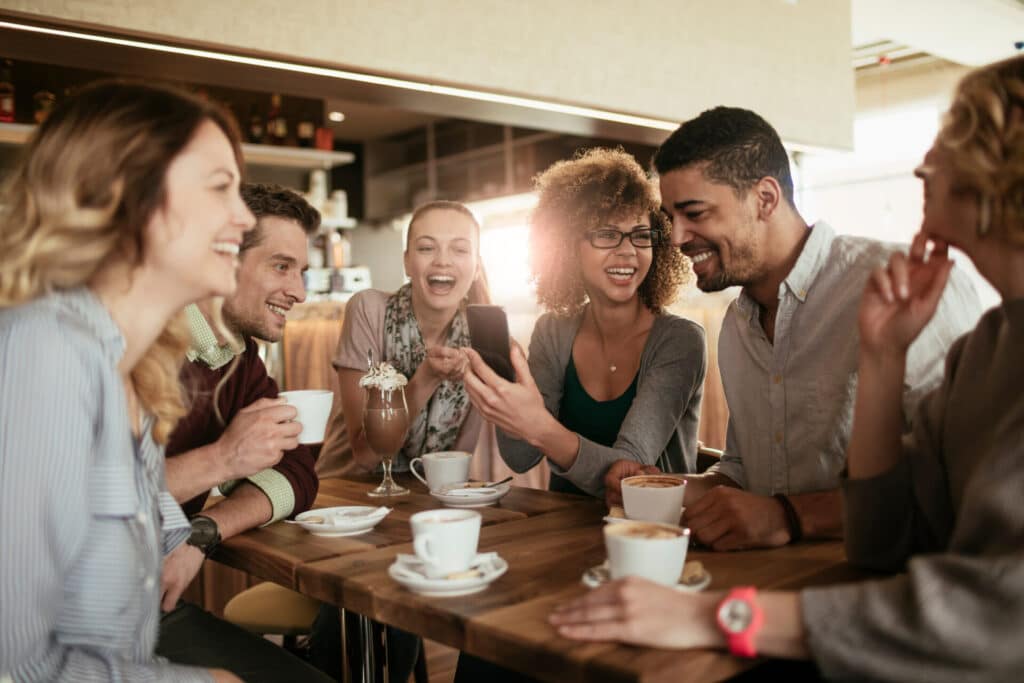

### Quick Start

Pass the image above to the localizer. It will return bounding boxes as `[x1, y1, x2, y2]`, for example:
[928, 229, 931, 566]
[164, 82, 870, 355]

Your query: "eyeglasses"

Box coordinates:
[584, 227, 661, 249]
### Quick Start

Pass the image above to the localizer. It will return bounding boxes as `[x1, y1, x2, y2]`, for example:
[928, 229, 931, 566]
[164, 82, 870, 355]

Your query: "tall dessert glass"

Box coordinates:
[361, 363, 411, 497]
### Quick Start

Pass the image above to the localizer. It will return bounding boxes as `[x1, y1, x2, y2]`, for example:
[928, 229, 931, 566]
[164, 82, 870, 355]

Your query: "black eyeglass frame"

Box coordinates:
[582, 227, 664, 249]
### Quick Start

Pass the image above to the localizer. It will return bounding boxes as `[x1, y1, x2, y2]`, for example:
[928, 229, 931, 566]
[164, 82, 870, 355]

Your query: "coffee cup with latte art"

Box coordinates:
[621, 475, 687, 524]
[604, 521, 690, 585]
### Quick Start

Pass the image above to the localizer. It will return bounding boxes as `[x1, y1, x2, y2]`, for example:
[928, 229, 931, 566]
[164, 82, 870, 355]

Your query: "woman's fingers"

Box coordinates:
[909, 232, 929, 261]
[509, 342, 535, 388]
[869, 265, 896, 304]
[465, 347, 507, 387]
[889, 251, 910, 301]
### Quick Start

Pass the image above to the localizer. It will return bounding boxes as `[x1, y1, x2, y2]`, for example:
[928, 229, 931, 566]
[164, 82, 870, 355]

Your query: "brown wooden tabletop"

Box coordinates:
[213, 474, 587, 588]
[215, 477, 865, 681]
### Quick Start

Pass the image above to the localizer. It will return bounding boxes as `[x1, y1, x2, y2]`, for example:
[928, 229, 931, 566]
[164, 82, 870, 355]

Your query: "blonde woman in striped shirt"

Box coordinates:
[0, 81, 253, 682]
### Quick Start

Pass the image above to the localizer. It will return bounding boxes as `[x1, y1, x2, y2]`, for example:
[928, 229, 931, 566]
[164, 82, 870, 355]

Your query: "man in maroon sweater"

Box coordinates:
[156, 183, 332, 683]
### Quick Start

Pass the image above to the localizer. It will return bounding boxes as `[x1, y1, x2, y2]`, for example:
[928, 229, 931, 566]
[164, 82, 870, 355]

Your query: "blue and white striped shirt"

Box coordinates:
[0, 288, 210, 682]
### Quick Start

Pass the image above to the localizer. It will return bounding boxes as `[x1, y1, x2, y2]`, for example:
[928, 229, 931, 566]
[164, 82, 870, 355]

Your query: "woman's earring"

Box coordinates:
[977, 196, 992, 237]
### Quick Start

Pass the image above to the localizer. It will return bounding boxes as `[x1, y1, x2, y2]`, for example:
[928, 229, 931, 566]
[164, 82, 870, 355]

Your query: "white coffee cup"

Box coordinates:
[409, 451, 472, 491]
[604, 521, 690, 586]
[409, 509, 481, 579]
[621, 475, 687, 525]
[278, 390, 334, 444]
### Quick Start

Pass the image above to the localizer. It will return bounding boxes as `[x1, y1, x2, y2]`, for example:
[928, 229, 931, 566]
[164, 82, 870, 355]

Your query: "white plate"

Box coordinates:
[581, 560, 711, 593]
[293, 506, 390, 537]
[388, 552, 509, 597]
[429, 482, 511, 508]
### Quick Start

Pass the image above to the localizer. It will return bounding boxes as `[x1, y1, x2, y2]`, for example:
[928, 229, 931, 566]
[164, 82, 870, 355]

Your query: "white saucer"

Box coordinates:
[581, 560, 711, 592]
[293, 506, 391, 537]
[429, 482, 511, 508]
[389, 552, 508, 597]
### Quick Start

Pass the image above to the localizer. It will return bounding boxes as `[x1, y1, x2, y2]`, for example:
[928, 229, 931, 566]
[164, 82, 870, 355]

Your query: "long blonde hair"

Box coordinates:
[0, 80, 244, 443]
[938, 54, 1024, 244]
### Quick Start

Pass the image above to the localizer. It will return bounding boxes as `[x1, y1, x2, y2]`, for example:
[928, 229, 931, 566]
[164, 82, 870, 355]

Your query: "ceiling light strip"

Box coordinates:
[0, 20, 678, 131]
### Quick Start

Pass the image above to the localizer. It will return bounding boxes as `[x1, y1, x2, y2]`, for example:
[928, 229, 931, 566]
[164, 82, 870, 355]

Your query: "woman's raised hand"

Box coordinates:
[858, 233, 954, 359]
[463, 341, 547, 442]
[423, 345, 470, 383]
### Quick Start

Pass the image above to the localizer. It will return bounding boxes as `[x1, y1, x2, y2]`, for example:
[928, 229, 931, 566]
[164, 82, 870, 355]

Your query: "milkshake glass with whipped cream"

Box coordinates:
[361, 361, 411, 497]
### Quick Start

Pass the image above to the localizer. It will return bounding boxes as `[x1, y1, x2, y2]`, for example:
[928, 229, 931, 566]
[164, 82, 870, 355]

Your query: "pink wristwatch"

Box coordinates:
[716, 586, 764, 658]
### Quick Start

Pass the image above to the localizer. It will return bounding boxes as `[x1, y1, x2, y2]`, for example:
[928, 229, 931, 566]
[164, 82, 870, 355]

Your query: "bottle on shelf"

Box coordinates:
[297, 120, 315, 148]
[33, 90, 56, 124]
[267, 93, 288, 145]
[330, 231, 352, 269]
[247, 103, 265, 144]
[0, 60, 15, 123]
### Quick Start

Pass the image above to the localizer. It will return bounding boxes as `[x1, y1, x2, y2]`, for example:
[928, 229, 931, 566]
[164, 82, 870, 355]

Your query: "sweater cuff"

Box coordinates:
[220, 469, 296, 525]
[550, 436, 601, 497]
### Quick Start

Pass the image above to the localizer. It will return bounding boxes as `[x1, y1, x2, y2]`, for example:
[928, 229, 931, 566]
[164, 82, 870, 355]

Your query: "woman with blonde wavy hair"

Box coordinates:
[552, 54, 1024, 682]
[0, 81, 253, 682]
[464, 147, 706, 497]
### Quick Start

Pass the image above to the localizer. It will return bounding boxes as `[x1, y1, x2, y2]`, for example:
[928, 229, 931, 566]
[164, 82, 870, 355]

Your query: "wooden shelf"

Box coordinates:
[321, 216, 357, 230]
[0, 123, 355, 171]
[0, 122, 35, 145]
[240, 143, 354, 170]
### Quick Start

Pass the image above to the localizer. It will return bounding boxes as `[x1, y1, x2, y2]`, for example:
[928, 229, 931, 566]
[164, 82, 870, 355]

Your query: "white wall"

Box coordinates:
[1, 0, 855, 150]
[798, 60, 1000, 309]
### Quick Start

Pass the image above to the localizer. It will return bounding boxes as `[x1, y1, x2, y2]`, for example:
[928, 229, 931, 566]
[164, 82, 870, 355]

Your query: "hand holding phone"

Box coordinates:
[466, 304, 514, 382]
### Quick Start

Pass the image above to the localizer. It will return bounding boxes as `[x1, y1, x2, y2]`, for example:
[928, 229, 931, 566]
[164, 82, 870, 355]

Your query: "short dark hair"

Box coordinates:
[239, 182, 320, 252]
[653, 106, 795, 205]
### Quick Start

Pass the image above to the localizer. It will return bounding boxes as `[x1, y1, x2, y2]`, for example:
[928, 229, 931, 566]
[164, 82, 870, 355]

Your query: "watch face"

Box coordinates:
[189, 517, 219, 546]
[718, 598, 754, 634]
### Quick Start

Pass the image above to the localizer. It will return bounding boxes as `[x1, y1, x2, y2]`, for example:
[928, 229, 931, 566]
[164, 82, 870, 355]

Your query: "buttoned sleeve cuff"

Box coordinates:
[220, 469, 296, 525]
[158, 490, 192, 556]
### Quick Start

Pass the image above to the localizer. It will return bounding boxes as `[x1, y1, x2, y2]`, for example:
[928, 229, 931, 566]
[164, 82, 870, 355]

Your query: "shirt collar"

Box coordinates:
[734, 221, 835, 320]
[56, 287, 127, 365]
[184, 303, 242, 370]
[783, 221, 835, 303]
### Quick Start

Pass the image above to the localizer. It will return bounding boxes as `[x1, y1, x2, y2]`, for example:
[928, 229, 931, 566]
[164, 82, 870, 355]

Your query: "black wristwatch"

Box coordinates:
[186, 515, 221, 556]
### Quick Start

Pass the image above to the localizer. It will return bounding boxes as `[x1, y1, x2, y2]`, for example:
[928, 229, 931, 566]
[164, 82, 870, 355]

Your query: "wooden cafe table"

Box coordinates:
[212, 474, 587, 589]
[212, 476, 863, 682]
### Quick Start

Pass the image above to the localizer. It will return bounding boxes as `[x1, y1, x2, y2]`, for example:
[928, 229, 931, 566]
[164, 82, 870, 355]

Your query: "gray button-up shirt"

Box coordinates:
[0, 289, 209, 682]
[709, 222, 981, 495]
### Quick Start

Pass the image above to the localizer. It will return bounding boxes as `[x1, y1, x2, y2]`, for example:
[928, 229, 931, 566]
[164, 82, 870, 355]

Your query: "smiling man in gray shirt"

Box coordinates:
[606, 106, 980, 550]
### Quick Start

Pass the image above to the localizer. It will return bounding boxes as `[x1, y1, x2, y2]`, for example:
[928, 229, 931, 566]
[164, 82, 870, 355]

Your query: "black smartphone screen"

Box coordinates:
[466, 304, 514, 382]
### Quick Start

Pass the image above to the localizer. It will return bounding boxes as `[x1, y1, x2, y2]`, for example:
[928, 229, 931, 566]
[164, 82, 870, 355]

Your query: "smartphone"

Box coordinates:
[466, 304, 514, 382]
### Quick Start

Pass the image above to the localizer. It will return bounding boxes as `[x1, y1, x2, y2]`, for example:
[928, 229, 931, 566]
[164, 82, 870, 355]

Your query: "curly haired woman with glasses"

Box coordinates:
[464, 147, 706, 497]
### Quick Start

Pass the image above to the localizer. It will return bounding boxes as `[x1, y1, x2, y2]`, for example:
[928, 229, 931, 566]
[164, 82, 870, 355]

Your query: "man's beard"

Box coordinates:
[696, 267, 735, 293]
[222, 303, 279, 344]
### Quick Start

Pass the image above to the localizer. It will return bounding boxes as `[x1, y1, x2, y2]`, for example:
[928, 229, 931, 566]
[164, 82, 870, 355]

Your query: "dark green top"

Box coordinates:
[552, 356, 639, 495]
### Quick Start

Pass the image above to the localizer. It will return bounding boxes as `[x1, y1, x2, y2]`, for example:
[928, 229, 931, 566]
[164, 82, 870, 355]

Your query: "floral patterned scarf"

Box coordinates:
[384, 283, 471, 468]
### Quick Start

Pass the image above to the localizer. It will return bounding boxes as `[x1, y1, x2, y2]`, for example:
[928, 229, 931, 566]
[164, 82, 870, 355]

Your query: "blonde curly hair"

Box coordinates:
[0, 80, 244, 443]
[528, 147, 690, 316]
[937, 54, 1024, 244]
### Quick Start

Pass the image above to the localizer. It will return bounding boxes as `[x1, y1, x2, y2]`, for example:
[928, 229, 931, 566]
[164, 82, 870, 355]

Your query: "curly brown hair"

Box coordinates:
[937, 54, 1024, 245]
[528, 147, 690, 316]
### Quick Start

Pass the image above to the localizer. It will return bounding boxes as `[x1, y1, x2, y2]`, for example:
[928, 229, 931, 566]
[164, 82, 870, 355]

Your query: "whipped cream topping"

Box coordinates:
[359, 361, 408, 391]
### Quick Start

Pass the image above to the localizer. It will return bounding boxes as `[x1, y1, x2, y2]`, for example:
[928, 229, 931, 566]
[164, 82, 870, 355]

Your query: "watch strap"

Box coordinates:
[718, 586, 764, 658]
[774, 494, 803, 544]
